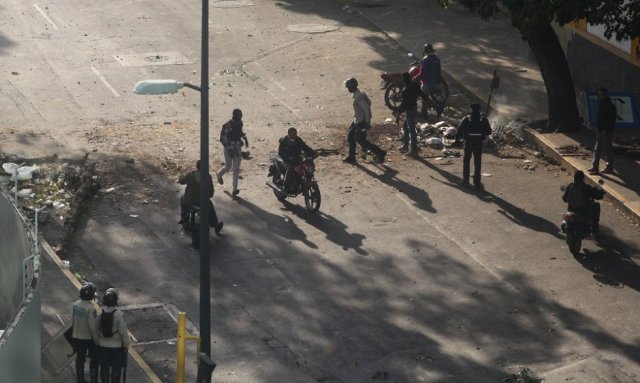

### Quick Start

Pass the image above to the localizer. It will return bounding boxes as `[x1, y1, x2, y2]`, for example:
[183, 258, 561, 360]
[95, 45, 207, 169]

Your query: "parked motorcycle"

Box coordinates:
[181, 206, 201, 248]
[560, 185, 605, 255]
[380, 52, 449, 117]
[266, 153, 321, 212]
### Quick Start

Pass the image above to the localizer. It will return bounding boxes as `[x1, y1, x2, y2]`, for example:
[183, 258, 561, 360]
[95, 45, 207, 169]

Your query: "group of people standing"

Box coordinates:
[70, 284, 128, 383]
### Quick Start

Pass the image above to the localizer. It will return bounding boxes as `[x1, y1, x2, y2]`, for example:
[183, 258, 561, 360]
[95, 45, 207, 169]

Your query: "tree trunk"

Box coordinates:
[527, 22, 580, 132]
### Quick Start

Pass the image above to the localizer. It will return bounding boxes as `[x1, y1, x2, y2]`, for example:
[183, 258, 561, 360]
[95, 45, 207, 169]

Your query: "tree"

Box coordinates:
[437, 0, 639, 132]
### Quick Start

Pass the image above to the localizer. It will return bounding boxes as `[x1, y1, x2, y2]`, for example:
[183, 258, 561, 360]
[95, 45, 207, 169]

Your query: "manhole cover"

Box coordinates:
[145, 55, 170, 63]
[286, 24, 340, 34]
[211, 0, 254, 8]
[114, 51, 194, 67]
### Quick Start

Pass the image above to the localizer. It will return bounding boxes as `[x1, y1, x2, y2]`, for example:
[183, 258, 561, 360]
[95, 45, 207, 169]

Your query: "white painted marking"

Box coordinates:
[33, 4, 59, 30]
[90, 67, 121, 97]
[134, 338, 177, 346]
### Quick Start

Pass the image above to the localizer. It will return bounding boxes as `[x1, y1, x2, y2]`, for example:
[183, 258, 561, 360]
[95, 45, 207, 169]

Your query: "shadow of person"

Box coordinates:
[573, 226, 640, 292]
[415, 156, 565, 239]
[230, 194, 319, 250]
[284, 202, 369, 256]
[355, 162, 437, 214]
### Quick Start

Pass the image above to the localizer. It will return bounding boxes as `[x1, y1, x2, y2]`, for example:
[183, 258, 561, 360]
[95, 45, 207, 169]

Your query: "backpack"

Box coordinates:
[100, 310, 116, 338]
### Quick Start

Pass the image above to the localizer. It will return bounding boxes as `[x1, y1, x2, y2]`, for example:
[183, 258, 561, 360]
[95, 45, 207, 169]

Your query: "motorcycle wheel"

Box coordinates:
[191, 215, 200, 249]
[384, 84, 403, 111]
[304, 183, 321, 212]
[566, 230, 581, 255]
[273, 175, 287, 202]
[431, 79, 449, 104]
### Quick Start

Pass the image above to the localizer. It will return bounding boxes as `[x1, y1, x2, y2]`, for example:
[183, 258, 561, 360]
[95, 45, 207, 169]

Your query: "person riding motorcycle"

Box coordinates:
[562, 170, 605, 234]
[412, 43, 441, 96]
[178, 160, 223, 234]
[278, 127, 315, 194]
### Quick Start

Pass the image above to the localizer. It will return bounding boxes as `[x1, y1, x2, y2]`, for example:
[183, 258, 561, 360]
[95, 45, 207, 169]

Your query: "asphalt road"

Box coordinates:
[2, 0, 640, 382]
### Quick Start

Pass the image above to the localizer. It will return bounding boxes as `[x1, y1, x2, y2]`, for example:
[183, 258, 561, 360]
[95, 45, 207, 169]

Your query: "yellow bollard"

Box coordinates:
[176, 312, 187, 383]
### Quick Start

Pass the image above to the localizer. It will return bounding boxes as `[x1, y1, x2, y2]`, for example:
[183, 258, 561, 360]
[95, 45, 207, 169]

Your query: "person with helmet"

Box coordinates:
[71, 283, 99, 383]
[178, 160, 224, 234]
[343, 77, 387, 164]
[96, 288, 129, 383]
[562, 170, 605, 235]
[412, 43, 442, 97]
[216, 108, 249, 196]
[456, 103, 492, 189]
[278, 127, 316, 193]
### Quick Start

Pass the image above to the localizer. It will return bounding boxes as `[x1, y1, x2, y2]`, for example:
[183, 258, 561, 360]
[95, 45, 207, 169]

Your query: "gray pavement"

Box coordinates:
[349, 0, 640, 224]
[40, 242, 159, 383]
[0, 0, 638, 382]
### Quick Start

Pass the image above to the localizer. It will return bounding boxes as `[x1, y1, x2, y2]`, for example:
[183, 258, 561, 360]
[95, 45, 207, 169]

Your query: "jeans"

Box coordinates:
[217, 147, 241, 191]
[74, 339, 98, 382]
[402, 108, 418, 150]
[592, 130, 614, 170]
[463, 139, 483, 185]
[347, 122, 385, 158]
[99, 347, 125, 383]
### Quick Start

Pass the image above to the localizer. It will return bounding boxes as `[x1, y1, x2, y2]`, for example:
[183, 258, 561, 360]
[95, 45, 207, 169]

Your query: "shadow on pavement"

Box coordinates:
[356, 162, 437, 213]
[574, 226, 640, 293]
[284, 201, 368, 256]
[233, 195, 319, 250]
[415, 155, 563, 239]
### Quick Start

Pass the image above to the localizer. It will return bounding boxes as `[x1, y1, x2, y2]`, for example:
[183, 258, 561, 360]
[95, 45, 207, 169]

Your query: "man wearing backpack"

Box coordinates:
[97, 288, 129, 383]
[562, 170, 605, 234]
[343, 77, 387, 164]
[71, 283, 99, 383]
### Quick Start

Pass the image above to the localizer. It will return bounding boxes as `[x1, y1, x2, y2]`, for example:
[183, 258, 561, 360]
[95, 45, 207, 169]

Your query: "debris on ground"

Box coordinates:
[0, 156, 100, 256]
[503, 368, 543, 383]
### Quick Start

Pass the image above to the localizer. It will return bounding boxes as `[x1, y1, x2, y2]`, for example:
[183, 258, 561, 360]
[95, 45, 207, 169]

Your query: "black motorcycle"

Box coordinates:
[266, 153, 321, 212]
[181, 206, 201, 248]
[560, 185, 604, 255]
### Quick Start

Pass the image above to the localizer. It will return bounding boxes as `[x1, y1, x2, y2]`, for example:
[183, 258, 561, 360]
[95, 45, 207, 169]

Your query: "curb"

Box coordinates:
[523, 128, 640, 226]
[41, 240, 164, 383]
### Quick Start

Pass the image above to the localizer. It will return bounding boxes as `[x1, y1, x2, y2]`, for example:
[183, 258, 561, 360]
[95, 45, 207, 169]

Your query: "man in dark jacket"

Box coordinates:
[563, 170, 605, 234]
[278, 127, 315, 193]
[279, 127, 315, 164]
[216, 109, 248, 195]
[588, 87, 617, 175]
[456, 103, 492, 189]
[395, 72, 427, 156]
[178, 160, 223, 234]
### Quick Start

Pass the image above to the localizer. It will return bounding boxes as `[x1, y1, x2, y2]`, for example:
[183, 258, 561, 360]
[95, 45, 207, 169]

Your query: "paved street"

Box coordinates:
[2, 0, 639, 382]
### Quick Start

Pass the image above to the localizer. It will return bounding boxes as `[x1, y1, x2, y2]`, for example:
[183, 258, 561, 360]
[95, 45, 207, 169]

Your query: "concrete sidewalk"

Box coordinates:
[347, 0, 640, 224]
[40, 241, 161, 383]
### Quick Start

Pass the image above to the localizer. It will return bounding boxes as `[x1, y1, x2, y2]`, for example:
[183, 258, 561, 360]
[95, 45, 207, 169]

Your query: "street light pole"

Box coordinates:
[199, 0, 212, 362]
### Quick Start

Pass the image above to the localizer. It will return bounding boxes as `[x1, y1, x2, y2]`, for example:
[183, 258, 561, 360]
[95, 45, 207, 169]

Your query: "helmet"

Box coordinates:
[102, 288, 119, 307]
[423, 43, 435, 54]
[344, 77, 358, 89]
[79, 283, 96, 300]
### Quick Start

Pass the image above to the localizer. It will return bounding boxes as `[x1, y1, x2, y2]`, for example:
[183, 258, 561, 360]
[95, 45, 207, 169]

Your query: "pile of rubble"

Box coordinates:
[0, 161, 84, 216]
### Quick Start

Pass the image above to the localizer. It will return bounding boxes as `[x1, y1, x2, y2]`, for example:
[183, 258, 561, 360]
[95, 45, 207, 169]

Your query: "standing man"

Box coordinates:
[97, 288, 129, 383]
[412, 43, 441, 98]
[588, 87, 617, 175]
[178, 160, 223, 234]
[71, 283, 99, 383]
[395, 72, 426, 156]
[343, 77, 387, 164]
[216, 108, 248, 195]
[456, 103, 492, 189]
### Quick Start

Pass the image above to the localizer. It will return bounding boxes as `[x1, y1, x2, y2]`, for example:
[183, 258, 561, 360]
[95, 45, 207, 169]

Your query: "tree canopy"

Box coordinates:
[437, 0, 640, 42]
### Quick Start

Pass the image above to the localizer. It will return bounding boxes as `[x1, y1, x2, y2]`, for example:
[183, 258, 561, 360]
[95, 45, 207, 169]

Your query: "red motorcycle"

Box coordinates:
[380, 53, 449, 117]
